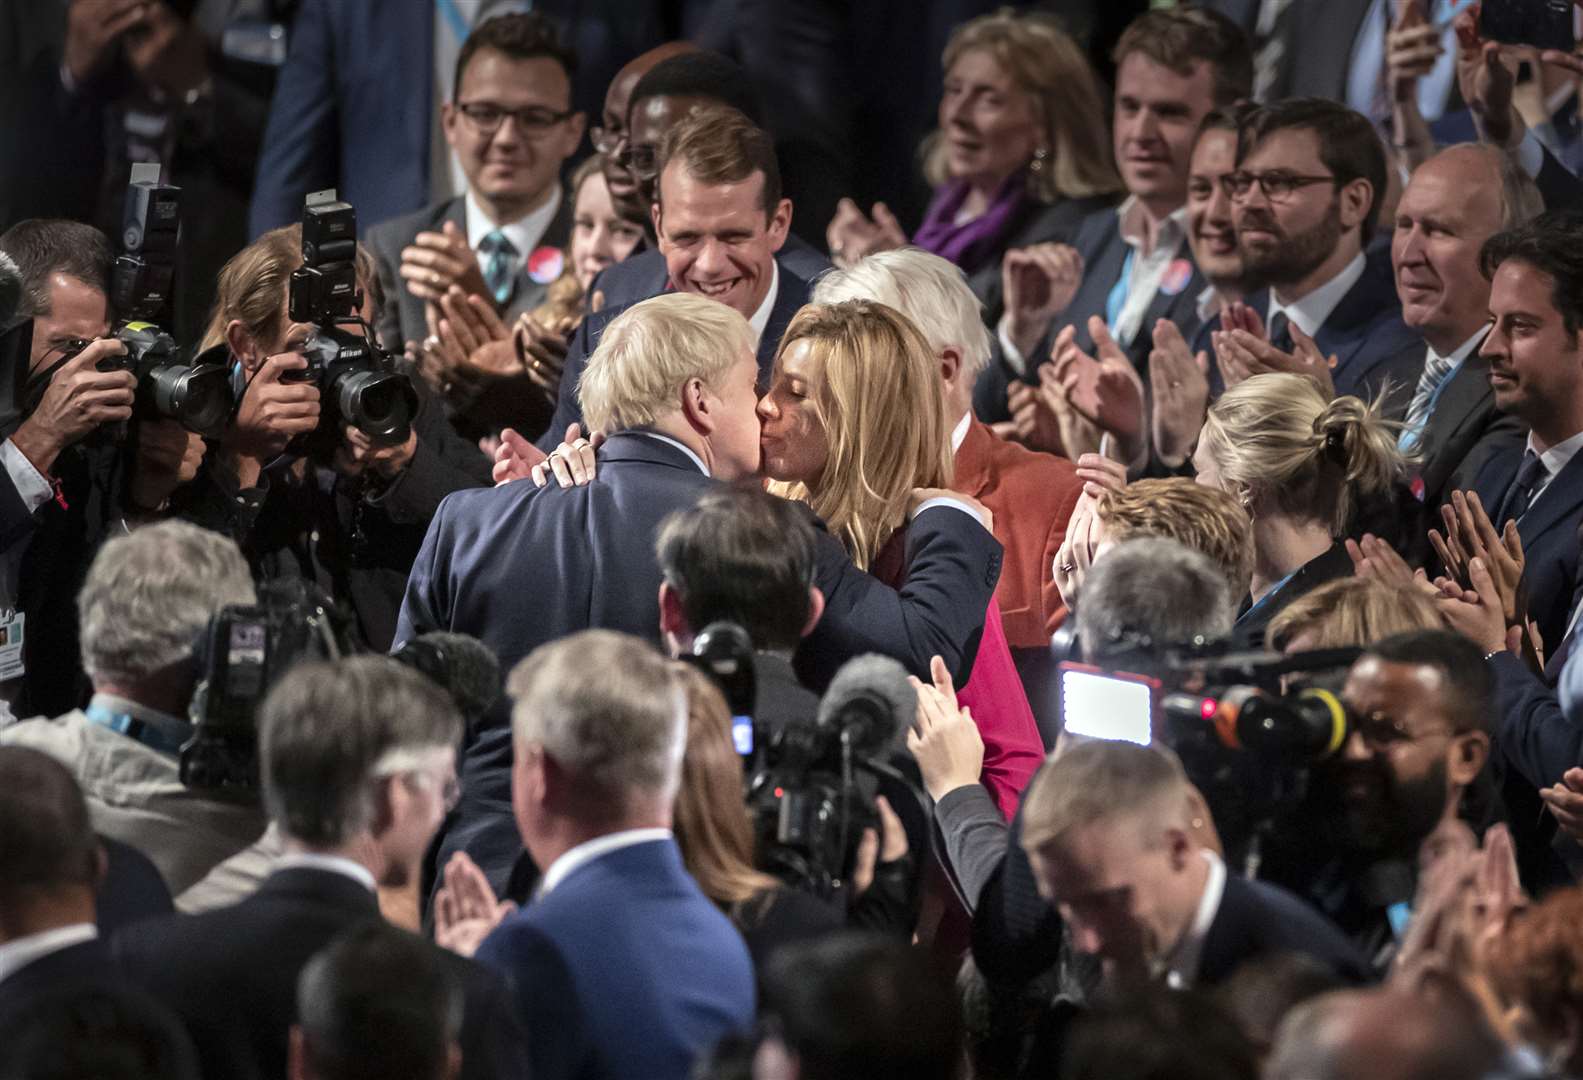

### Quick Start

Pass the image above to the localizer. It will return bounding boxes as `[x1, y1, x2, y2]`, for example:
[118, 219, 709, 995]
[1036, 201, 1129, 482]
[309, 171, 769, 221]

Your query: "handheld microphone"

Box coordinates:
[815, 654, 916, 759]
[392, 632, 501, 721]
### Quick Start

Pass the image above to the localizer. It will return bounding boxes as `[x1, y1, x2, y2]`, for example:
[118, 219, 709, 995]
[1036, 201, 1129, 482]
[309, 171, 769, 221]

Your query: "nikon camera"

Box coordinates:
[282, 190, 417, 458]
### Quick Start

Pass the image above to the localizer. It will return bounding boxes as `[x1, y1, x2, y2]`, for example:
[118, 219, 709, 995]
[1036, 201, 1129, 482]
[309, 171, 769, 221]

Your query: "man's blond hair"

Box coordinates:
[1020, 739, 1190, 854]
[577, 292, 754, 435]
[1097, 478, 1255, 601]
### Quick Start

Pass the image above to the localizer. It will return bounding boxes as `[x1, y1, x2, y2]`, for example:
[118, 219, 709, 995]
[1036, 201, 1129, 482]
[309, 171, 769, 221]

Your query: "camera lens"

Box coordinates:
[338, 370, 416, 440]
[148, 361, 235, 436]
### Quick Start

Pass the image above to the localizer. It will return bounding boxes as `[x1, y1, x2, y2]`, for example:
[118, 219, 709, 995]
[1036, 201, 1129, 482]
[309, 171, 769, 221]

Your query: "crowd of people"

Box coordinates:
[8, 1, 1583, 1077]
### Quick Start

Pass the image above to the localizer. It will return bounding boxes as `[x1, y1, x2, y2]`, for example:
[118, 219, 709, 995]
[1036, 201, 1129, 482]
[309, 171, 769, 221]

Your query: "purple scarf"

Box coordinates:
[910, 173, 1031, 274]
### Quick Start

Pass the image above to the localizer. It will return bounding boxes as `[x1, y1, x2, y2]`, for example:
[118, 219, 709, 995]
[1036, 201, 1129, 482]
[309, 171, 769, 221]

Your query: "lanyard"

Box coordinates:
[85, 702, 189, 758]
[1104, 247, 1137, 331]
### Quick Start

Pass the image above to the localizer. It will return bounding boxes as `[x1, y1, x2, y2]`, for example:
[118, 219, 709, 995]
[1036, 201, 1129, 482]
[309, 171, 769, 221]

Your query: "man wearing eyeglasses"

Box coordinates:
[367, 13, 583, 362]
[1204, 97, 1424, 408]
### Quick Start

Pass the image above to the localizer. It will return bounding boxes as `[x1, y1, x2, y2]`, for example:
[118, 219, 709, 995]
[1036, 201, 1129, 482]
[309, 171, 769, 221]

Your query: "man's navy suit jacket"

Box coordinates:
[1474, 442, 1583, 652]
[476, 837, 755, 1080]
[396, 432, 1002, 889]
[1196, 246, 1425, 411]
[536, 261, 812, 451]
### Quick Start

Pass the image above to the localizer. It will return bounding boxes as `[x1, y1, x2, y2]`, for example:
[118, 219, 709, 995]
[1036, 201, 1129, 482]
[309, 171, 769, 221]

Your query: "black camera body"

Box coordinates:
[86, 322, 233, 437]
[282, 190, 417, 458]
[113, 164, 180, 325]
[180, 580, 352, 794]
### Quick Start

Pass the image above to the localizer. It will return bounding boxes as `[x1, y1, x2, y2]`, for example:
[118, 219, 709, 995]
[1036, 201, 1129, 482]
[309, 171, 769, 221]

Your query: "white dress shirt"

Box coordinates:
[1266, 252, 1366, 340]
[465, 187, 564, 276]
[538, 828, 673, 897]
[1525, 429, 1583, 511]
[949, 411, 972, 454]
[275, 852, 378, 894]
[0, 923, 97, 986]
[1163, 851, 1228, 990]
[747, 261, 781, 350]
[1112, 198, 1192, 349]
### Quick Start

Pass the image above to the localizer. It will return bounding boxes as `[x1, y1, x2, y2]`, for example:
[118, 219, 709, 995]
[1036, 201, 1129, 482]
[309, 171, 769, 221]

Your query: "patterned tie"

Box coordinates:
[1253, 0, 1296, 103]
[479, 229, 518, 306]
[1398, 348, 1459, 451]
[1495, 450, 1547, 528]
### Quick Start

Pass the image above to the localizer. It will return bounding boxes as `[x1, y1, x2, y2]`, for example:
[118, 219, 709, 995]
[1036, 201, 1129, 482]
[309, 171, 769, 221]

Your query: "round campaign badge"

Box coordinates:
[1159, 258, 1194, 297]
[526, 246, 565, 285]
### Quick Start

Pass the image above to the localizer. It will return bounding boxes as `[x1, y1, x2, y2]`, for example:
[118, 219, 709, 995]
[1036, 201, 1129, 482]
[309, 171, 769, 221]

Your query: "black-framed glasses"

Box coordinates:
[589, 125, 625, 156]
[618, 144, 660, 181]
[1221, 170, 1339, 202]
[456, 101, 574, 136]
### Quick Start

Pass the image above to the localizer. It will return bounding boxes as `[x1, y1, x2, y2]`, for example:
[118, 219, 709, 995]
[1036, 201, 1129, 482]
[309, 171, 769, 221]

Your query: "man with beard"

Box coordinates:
[1207, 98, 1424, 410]
[1264, 630, 1494, 974]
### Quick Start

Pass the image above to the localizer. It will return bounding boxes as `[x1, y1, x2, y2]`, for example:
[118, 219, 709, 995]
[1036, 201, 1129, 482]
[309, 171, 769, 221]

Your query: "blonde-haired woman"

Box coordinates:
[759, 299, 1044, 818]
[1192, 373, 1406, 649]
[826, 10, 1121, 321]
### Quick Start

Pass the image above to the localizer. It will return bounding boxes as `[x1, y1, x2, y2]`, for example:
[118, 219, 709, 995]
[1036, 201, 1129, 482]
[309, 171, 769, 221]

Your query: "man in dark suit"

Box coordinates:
[1469, 212, 1583, 652]
[475, 631, 755, 1080]
[1207, 99, 1425, 408]
[113, 659, 529, 1080]
[1016, 739, 1369, 992]
[366, 13, 581, 360]
[982, 7, 1252, 424]
[399, 290, 1001, 892]
[537, 105, 812, 451]
[0, 747, 120, 1031]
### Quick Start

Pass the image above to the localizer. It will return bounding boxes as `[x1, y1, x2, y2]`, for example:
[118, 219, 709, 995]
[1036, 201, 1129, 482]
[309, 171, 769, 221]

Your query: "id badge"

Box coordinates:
[0, 612, 23, 682]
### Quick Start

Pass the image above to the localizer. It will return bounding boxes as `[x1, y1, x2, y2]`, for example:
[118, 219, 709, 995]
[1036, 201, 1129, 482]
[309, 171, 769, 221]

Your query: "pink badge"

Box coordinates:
[526, 246, 565, 285]
[1159, 258, 1194, 297]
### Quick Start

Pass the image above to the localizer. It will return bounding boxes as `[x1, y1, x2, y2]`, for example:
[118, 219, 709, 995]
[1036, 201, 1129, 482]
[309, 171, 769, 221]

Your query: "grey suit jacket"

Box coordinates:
[1201, 0, 1375, 103]
[366, 193, 573, 355]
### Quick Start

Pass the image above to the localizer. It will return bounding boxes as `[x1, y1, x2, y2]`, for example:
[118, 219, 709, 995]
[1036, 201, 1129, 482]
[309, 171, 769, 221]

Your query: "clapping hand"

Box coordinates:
[906, 655, 985, 802]
[401, 221, 491, 304]
[1002, 243, 1084, 360]
[1540, 767, 1583, 845]
[433, 851, 516, 959]
[1044, 317, 1147, 460]
[1214, 323, 1336, 399]
[1148, 318, 1211, 469]
[826, 198, 907, 268]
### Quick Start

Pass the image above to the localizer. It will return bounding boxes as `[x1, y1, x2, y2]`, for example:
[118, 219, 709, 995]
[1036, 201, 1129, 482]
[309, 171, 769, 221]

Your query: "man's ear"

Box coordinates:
[288, 1026, 311, 1080]
[766, 197, 793, 254]
[1448, 730, 1490, 789]
[1338, 178, 1373, 232]
[651, 200, 665, 247]
[939, 347, 964, 390]
[1165, 826, 1193, 871]
[659, 581, 689, 639]
[800, 585, 826, 638]
[679, 376, 716, 438]
[440, 101, 461, 151]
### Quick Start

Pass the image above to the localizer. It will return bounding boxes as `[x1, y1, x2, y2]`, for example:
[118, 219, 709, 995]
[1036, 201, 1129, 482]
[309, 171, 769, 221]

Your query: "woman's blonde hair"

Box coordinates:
[922, 9, 1122, 203]
[767, 300, 950, 570]
[1266, 576, 1444, 652]
[532, 156, 605, 332]
[200, 224, 379, 354]
[1198, 373, 1404, 536]
[670, 662, 779, 909]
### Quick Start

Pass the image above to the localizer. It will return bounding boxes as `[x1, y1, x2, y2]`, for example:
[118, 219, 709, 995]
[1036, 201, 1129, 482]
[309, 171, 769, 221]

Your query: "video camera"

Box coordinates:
[280, 190, 417, 458]
[180, 580, 353, 794]
[1058, 644, 1363, 876]
[29, 166, 234, 437]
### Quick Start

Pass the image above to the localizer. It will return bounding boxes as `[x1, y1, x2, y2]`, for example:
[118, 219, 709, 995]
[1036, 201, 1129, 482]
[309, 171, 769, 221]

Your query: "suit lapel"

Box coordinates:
[952, 416, 994, 498]
[1420, 353, 1494, 462]
[756, 266, 812, 373]
[1519, 447, 1583, 547]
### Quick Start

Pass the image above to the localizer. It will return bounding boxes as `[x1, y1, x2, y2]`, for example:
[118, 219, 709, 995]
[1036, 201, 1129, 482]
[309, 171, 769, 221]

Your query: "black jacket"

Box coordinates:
[113, 866, 529, 1080]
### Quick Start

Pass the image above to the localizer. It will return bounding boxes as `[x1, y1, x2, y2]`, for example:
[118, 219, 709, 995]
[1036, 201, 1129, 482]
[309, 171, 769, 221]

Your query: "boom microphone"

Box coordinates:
[815, 654, 916, 759]
[392, 632, 501, 721]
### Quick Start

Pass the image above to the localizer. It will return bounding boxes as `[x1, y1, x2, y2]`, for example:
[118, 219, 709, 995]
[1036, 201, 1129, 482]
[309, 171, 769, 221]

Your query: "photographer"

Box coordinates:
[177, 223, 492, 650]
[0, 219, 203, 718]
[0, 520, 265, 894]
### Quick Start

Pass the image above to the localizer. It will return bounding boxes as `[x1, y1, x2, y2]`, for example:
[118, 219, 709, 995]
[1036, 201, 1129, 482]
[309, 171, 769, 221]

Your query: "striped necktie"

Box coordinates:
[1399, 348, 1459, 451]
[1253, 0, 1296, 103]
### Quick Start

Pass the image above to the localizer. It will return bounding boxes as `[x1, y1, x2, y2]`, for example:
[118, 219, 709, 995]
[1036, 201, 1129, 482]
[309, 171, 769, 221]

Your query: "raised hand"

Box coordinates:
[401, 220, 491, 304]
[1001, 243, 1084, 360]
[226, 351, 320, 461]
[906, 655, 985, 801]
[1148, 318, 1211, 469]
[433, 851, 515, 958]
[1044, 316, 1146, 457]
[10, 339, 136, 474]
[1388, 0, 1440, 104]
[492, 427, 546, 486]
[826, 198, 907, 268]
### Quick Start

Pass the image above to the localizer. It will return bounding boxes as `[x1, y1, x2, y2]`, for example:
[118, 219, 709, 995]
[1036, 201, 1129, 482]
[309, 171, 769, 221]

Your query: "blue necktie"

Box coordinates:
[479, 230, 518, 306]
[1496, 450, 1546, 528]
[1267, 310, 1293, 353]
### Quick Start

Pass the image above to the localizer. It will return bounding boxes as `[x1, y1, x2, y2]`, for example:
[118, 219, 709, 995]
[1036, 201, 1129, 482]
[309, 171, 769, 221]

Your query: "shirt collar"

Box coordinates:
[1163, 850, 1227, 989]
[1196, 285, 1223, 325]
[275, 852, 378, 894]
[1268, 251, 1367, 339]
[539, 828, 672, 897]
[464, 186, 563, 259]
[950, 411, 972, 454]
[639, 431, 710, 476]
[84, 692, 189, 756]
[0, 924, 97, 986]
[1116, 196, 1188, 258]
[1431, 325, 1489, 368]
[747, 261, 781, 348]
[1526, 428, 1583, 484]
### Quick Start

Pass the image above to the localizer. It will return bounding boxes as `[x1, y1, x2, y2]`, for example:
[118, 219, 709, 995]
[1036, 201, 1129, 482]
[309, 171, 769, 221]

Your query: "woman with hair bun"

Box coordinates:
[1192, 373, 1406, 649]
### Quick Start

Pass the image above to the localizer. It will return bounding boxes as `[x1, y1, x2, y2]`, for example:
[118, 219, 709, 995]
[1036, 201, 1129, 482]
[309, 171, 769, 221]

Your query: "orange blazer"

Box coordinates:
[952, 416, 1083, 648]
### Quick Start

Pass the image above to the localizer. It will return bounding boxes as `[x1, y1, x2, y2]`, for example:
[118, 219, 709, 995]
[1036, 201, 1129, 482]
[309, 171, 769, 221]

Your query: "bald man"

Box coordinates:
[597, 42, 699, 225]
